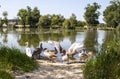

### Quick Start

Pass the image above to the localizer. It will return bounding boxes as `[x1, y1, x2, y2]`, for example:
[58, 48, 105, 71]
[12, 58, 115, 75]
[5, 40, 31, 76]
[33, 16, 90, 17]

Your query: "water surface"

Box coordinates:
[0, 28, 110, 61]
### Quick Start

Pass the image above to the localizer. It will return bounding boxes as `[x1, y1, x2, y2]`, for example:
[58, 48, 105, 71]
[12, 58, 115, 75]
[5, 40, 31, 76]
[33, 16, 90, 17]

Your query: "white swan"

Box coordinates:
[25, 42, 32, 57]
[66, 43, 85, 57]
[48, 40, 62, 52]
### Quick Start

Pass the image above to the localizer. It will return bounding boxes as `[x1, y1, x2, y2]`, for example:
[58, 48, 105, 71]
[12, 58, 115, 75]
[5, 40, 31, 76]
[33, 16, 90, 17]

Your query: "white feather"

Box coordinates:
[25, 42, 32, 57]
[48, 40, 60, 52]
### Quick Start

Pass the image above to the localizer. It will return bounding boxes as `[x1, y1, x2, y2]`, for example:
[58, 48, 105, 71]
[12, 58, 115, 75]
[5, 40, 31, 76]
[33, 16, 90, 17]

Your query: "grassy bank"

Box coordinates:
[0, 46, 39, 79]
[0, 70, 14, 79]
[83, 27, 120, 79]
[83, 49, 120, 79]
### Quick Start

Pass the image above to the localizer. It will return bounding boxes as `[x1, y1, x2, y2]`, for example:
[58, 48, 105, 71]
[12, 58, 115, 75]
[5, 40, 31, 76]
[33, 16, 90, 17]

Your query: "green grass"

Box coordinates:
[0, 70, 14, 79]
[83, 42, 120, 79]
[0, 46, 39, 79]
[83, 27, 120, 79]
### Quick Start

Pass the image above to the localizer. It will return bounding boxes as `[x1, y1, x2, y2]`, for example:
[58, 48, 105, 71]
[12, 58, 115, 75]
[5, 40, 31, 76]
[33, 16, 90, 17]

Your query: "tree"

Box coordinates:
[62, 19, 71, 29]
[103, 0, 120, 28]
[84, 2, 100, 27]
[26, 6, 32, 26]
[51, 14, 59, 28]
[62, 13, 77, 29]
[51, 14, 65, 28]
[17, 6, 40, 27]
[58, 15, 65, 26]
[17, 9, 27, 27]
[2, 11, 8, 25]
[77, 21, 86, 27]
[69, 13, 77, 29]
[37, 15, 51, 27]
[31, 7, 40, 27]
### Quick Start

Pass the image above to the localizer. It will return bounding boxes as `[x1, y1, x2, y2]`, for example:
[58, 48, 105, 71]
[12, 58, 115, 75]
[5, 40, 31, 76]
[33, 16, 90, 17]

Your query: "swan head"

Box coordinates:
[43, 48, 48, 51]
[25, 42, 28, 44]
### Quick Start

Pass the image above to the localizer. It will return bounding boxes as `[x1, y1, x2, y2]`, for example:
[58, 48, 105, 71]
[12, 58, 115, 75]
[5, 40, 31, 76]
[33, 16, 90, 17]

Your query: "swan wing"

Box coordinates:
[48, 40, 60, 52]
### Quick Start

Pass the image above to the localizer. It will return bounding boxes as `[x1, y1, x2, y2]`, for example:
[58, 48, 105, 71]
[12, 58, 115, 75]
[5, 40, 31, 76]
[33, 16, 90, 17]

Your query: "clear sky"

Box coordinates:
[0, 0, 110, 23]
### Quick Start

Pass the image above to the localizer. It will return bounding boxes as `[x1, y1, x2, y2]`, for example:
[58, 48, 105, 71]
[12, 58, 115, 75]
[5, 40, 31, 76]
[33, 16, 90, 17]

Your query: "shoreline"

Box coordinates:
[15, 60, 85, 79]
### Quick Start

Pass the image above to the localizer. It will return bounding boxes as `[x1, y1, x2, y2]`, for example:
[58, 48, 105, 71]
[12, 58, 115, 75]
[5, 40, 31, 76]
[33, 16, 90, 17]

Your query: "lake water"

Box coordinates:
[0, 28, 111, 62]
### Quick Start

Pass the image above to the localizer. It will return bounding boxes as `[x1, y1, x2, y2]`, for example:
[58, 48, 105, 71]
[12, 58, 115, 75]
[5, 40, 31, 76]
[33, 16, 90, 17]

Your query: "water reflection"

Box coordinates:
[84, 30, 98, 53]
[0, 28, 108, 61]
[102, 30, 115, 49]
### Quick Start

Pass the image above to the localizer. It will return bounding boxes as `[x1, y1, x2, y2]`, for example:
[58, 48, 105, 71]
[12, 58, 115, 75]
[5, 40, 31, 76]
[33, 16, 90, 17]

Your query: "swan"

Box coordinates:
[48, 40, 69, 62]
[87, 51, 93, 60]
[65, 43, 85, 57]
[25, 42, 43, 59]
[47, 41, 86, 60]
[32, 42, 43, 59]
[25, 42, 32, 57]
[61, 49, 69, 63]
[78, 49, 88, 61]
[78, 49, 93, 61]
[43, 47, 58, 62]
[48, 40, 62, 53]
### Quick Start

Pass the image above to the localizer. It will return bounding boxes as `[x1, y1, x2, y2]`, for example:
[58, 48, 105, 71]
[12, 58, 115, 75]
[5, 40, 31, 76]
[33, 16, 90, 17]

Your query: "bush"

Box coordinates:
[83, 42, 120, 79]
[0, 46, 38, 72]
[0, 70, 14, 79]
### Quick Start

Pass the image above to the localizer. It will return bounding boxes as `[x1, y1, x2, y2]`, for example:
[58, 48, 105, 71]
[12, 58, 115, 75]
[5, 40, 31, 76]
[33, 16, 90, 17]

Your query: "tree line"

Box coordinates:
[17, 6, 85, 29]
[0, 0, 120, 29]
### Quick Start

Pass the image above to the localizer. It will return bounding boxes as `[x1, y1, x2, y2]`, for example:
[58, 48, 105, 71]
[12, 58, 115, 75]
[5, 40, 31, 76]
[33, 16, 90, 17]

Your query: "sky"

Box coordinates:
[0, 0, 110, 23]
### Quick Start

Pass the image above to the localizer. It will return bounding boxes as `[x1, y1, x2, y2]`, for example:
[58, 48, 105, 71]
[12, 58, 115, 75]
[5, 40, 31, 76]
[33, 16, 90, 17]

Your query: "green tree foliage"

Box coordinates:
[51, 14, 59, 26]
[37, 14, 51, 27]
[62, 13, 77, 29]
[37, 14, 65, 28]
[26, 6, 32, 26]
[17, 9, 27, 27]
[51, 14, 65, 28]
[17, 6, 40, 27]
[58, 15, 65, 26]
[98, 23, 106, 27]
[31, 7, 40, 27]
[2, 11, 8, 25]
[84, 2, 100, 26]
[103, 0, 120, 28]
[77, 21, 86, 27]
[62, 19, 71, 29]
[69, 13, 77, 29]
